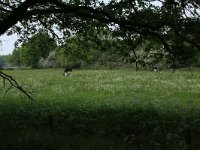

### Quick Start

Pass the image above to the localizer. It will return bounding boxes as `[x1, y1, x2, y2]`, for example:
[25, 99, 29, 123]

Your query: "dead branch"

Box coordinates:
[0, 70, 34, 100]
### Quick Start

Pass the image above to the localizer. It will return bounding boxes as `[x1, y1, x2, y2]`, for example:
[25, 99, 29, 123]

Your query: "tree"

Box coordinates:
[56, 26, 126, 68]
[57, 36, 92, 66]
[0, 55, 11, 68]
[0, 0, 199, 98]
[20, 33, 57, 68]
[38, 51, 61, 68]
[9, 48, 21, 68]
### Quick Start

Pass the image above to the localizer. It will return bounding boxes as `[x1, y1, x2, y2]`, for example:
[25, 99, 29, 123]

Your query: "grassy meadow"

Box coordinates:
[0, 68, 200, 149]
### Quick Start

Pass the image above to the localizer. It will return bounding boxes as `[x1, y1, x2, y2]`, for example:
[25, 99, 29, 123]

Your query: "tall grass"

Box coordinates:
[0, 69, 200, 149]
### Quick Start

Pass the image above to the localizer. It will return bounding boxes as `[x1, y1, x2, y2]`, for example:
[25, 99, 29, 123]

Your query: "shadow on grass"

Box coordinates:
[0, 101, 200, 150]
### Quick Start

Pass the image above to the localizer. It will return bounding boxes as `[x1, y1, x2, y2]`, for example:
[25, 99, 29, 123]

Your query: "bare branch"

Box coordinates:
[4, 85, 12, 100]
[0, 70, 34, 100]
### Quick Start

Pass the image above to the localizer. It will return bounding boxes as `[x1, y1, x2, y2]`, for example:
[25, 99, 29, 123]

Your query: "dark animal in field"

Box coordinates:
[64, 66, 72, 76]
[153, 66, 158, 72]
[153, 66, 163, 72]
[64, 67, 72, 72]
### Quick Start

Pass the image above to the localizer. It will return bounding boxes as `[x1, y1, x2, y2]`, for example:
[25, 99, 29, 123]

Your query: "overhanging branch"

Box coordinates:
[0, 1, 15, 10]
[0, 70, 34, 100]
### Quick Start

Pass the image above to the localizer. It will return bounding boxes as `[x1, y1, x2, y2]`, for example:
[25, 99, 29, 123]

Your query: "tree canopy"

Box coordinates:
[20, 33, 57, 68]
[0, 0, 199, 51]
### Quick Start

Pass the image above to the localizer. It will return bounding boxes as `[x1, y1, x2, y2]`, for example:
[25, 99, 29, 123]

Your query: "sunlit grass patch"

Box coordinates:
[1, 69, 200, 105]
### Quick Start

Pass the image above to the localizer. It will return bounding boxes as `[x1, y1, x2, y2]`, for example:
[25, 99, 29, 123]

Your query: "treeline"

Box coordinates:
[0, 55, 11, 68]
[3, 31, 200, 70]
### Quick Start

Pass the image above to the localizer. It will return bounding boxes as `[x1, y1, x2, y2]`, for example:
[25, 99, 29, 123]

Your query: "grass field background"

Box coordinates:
[0, 69, 200, 149]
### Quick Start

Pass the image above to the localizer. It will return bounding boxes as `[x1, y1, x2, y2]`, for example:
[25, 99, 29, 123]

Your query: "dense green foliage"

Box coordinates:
[7, 30, 200, 69]
[55, 28, 125, 68]
[8, 33, 57, 68]
[20, 33, 57, 68]
[9, 48, 21, 67]
[1, 69, 200, 149]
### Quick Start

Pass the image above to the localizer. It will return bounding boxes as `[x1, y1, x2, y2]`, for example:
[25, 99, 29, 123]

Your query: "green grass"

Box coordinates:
[0, 69, 200, 149]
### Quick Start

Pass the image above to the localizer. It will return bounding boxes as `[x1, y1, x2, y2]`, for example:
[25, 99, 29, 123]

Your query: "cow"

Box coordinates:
[153, 66, 158, 72]
[64, 66, 72, 76]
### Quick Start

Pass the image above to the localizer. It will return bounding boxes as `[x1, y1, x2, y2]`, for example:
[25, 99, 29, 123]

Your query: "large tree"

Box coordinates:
[9, 33, 57, 68]
[0, 0, 200, 98]
[20, 33, 57, 68]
